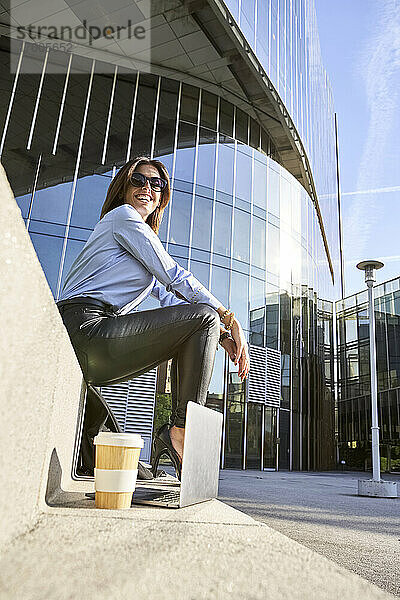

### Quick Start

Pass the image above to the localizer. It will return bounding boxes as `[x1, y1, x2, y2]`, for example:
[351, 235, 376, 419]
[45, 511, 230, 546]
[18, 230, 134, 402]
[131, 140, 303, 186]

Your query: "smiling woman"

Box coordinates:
[56, 156, 250, 479]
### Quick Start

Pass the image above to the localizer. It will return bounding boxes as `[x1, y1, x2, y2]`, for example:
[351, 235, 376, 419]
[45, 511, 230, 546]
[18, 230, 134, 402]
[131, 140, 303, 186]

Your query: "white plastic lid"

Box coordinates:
[94, 432, 144, 448]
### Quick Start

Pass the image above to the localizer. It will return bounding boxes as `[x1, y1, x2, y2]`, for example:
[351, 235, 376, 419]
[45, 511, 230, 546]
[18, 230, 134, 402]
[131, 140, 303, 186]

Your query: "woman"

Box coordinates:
[57, 156, 250, 479]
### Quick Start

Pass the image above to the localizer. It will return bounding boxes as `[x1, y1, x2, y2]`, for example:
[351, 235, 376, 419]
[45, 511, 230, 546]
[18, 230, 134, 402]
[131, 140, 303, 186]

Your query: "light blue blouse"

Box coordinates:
[60, 203, 222, 315]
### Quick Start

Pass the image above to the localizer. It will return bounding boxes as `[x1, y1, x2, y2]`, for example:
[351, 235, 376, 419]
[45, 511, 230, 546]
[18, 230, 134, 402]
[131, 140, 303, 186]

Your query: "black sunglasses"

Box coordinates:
[129, 172, 167, 192]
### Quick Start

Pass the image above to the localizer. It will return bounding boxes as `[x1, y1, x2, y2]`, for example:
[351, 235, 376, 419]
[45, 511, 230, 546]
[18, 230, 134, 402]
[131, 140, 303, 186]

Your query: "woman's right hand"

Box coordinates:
[230, 318, 250, 381]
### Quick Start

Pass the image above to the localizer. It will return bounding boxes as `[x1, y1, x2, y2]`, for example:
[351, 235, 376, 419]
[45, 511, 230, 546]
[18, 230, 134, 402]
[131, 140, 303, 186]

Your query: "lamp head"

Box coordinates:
[356, 260, 384, 286]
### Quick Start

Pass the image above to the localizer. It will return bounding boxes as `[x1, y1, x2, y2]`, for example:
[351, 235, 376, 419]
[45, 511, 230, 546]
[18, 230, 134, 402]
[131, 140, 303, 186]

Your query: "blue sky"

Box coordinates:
[315, 0, 400, 297]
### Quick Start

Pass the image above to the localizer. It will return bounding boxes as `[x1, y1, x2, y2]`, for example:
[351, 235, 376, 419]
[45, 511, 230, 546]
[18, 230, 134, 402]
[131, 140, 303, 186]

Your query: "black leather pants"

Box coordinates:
[57, 299, 220, 428]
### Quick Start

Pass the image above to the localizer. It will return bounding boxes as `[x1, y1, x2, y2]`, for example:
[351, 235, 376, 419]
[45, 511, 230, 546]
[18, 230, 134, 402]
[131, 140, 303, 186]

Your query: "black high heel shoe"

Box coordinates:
[152, 423, 182, 480]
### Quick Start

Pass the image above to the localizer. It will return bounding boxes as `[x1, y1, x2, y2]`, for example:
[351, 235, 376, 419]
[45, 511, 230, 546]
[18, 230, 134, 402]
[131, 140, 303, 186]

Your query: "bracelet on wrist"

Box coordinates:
[219, 331, 232, 345]
[221, 309, 235, 330]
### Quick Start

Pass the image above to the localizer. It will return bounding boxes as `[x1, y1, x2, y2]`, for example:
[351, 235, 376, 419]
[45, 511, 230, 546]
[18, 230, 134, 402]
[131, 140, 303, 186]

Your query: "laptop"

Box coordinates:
[131, 402, 223, 508]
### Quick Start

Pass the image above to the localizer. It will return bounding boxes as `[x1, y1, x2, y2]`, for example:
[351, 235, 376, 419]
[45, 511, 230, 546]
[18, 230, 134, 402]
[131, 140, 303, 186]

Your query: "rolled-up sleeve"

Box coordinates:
[112, 206, 222, 310]
[150, 279, 188, 307]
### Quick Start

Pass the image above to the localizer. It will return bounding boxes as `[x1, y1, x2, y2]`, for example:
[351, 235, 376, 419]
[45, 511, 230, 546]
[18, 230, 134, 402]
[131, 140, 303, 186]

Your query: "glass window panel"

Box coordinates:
[180, 83, 199, 124]
[159, 153, 173, 175]
[2, 47, 42, 160]
[235, 150, 252, 201]
[250, 305, 265, 347]
[30, 232, 64, 297]
[280, 176, 292, 225]
[172, 256, 188, 270]
[267, 223, 280, 275]
[301, 190, 308, 242]
[233, 208, 250, 263]
[253, 159, 267, 210]
[256, 0, 269, 65]
[280, 230, 292, 286]
[70, 172, 112, 230]
[251, 276, 265, 310]
[235, 108, 248, 144]
[59, 237, 85, 294]
[196, 130, 217, 191]
[213, 253, 230, 268]
[359, 344, 370, 377]
[292, 187, 301, 234]
[191, 248, 210, 262]
[219, 99, 234, 137]
[226, 0, 240, 21]
[252, 215, 266, 270]
[200, 91, 218, 130]
[207, 349, 225, 413]
[268, 166, 280, 216]
[264, 407, 277, 469]
[234, 197, 251, 213]
[28, 50, 74, 157]
[358, 309, 369, 340]
[266, 288, 279, 350]
[280, 293, 291, 355]
[211, 264, 229, 308]
[250, 118, 260, 149]
[213, 201, 232, 257]
[270, 5, 278, 81]
[261, 129, 271, 156]
[232, 258, 249, 275]
[79, 65, 116, 171]
[169, 190, 191, 246]
[224, 398, 244, 468]
[192, 195, 212, 252]
[346, 348, 359, 379]
[216, 140, 234, 196]
[174, 121, 196, 184]
[345, 313, 358, 343]
[30, 179, 73, 226]
[28, 219, 65, 237]
[190, 259, 210, 288]
[169, 243, 188, 259]
[129, 73, 158, 159]
[68, 225, 91, 243]
[55, 53, 93, 176]
[246, 403, 262, 469]
[154, 78, 179, 158]
[230, 270, 249, 331]
[158, 203, 169, 243]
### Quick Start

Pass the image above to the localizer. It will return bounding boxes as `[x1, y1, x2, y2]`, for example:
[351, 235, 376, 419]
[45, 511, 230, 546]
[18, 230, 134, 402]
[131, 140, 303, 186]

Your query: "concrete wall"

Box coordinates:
[0, 163, 91, 549]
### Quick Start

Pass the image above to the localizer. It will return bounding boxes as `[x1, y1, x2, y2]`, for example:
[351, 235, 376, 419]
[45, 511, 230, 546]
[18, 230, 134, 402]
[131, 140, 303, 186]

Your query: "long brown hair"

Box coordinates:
[99, 156, 171, 234]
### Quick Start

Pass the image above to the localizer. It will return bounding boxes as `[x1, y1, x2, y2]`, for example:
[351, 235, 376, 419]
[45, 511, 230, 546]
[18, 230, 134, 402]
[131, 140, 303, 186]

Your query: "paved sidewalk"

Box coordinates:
[218, 470, 400, 597]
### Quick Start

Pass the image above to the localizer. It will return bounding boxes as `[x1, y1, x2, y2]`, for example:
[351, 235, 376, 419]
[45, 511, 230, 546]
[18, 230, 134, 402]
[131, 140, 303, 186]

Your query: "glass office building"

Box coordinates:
[0, 0, 339, 470]
[336, 277, 400, 472]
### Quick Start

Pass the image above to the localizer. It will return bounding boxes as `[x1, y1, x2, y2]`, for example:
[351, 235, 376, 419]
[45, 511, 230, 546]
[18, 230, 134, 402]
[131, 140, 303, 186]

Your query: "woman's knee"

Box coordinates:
[195, 304, 220, 333]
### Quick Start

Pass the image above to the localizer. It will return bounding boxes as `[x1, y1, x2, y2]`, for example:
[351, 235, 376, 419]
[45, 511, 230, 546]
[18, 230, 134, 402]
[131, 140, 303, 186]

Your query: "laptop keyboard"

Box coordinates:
[132, 488, 180, 505]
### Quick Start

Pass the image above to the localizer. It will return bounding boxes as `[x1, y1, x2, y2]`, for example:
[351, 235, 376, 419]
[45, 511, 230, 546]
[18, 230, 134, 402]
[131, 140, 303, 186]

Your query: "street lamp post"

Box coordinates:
[356, 260, 397, 498]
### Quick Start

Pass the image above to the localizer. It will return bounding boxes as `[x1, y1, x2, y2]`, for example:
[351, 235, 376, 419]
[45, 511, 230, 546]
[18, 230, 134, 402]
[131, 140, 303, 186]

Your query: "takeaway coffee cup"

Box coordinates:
[93, 432, 144, 509]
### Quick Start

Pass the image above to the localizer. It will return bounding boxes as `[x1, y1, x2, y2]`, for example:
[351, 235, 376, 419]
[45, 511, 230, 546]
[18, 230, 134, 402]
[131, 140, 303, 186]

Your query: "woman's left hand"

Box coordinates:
[220, 337, 250, 382]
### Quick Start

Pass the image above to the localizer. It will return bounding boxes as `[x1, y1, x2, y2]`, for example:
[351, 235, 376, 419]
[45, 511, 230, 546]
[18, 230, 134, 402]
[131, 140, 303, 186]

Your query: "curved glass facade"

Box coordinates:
[223, 0, 340, 288]
[0, 0, 337, 471]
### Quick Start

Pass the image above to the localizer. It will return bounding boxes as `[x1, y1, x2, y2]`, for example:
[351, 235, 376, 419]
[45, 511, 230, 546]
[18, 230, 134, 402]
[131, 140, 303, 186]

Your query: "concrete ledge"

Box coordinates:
[0, 162, 91, 549]
[358, 479, 398, 498]
[0, 501, 393, 600]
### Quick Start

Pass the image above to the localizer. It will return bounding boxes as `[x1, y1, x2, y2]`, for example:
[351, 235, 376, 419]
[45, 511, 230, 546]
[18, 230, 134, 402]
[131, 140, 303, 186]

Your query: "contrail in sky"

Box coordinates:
[344, 1, 400, 257]
[342, 185, 400, 197]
